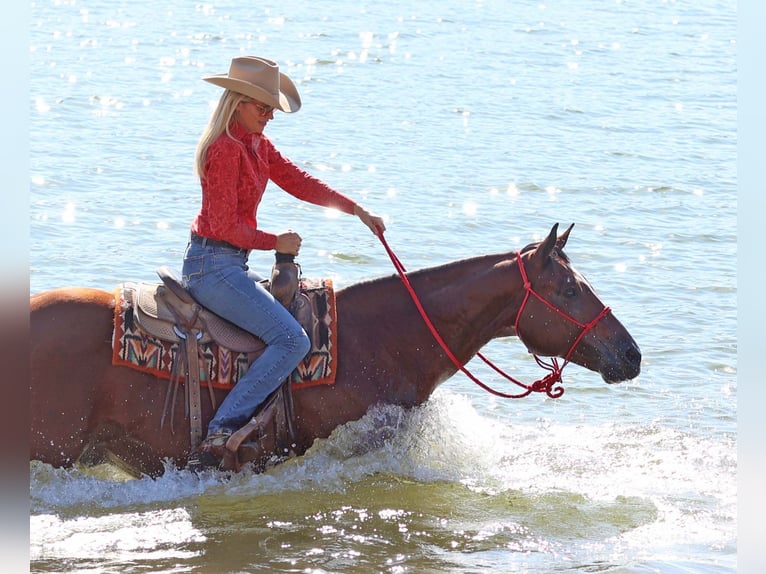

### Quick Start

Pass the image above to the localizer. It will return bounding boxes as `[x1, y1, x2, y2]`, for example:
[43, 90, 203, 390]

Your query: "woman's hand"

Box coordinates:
[354, 204, 386, 235]
[275, 230, 302, 255]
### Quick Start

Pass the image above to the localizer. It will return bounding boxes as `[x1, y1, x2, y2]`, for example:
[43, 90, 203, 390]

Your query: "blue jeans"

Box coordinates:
[182, 238, 311, 435]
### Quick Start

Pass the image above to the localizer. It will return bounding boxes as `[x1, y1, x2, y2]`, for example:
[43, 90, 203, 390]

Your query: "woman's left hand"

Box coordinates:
[354, 204, 387, 235]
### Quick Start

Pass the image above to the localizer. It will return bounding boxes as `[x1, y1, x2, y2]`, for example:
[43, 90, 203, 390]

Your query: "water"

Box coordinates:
[29, 0, 736, 572]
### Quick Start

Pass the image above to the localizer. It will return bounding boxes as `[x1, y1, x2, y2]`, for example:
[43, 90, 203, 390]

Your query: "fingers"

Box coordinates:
[365, 217, 384, 235]
[275, 231, 302, 255]
[355, 205, 387, 234]
[371, 215, 386, 234]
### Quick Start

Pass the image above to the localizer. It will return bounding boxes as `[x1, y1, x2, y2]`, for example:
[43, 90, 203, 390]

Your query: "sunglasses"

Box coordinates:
[243, 98, 275, 115]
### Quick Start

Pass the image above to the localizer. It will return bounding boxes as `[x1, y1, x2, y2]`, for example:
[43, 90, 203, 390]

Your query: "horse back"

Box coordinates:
[31, 286, 115, 312]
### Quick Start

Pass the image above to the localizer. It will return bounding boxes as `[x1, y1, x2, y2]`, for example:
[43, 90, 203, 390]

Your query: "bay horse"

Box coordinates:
[29, 224, 641, 477]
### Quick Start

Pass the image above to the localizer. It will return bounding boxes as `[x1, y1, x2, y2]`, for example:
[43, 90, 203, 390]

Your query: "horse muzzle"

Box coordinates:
[599, 338, 642, 383]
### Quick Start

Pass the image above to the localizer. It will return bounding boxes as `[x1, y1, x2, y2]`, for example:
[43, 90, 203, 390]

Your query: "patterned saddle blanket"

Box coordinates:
[111, 268, 338, 390]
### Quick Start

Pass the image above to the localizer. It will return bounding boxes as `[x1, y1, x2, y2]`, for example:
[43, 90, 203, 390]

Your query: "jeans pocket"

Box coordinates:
[182, 254, 205, 284]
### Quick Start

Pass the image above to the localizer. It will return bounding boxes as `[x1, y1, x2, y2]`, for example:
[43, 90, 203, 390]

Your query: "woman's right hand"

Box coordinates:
[275, 230, 302, 256]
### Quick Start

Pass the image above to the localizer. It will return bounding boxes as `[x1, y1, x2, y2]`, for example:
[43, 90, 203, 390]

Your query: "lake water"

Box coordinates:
[28, 0, 737, 572]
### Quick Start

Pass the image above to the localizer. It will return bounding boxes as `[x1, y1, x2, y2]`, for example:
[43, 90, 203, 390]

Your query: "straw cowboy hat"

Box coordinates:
[203, 56, 301, 113]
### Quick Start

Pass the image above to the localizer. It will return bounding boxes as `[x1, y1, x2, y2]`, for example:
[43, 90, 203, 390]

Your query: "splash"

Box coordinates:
[30, 388, 735, 569]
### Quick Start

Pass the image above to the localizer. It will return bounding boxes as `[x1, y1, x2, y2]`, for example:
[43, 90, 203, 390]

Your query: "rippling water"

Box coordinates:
[29, 0, 736, 572]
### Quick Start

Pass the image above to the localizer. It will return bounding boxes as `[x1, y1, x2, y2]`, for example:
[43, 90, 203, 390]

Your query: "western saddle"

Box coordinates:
[126, 257, 304, 466]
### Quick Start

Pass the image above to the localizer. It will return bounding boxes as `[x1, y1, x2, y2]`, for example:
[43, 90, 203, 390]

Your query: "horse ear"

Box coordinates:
[556, 223, 575, 250]
[534, 223, 560, 260]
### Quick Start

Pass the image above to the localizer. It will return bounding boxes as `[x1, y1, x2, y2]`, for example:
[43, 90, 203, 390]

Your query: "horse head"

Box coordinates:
[514, 223, 641, 384]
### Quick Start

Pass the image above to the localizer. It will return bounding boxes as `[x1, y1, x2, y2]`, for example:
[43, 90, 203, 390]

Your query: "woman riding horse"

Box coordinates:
[29, 224, 641, 477]
[182, 55, 385, 468]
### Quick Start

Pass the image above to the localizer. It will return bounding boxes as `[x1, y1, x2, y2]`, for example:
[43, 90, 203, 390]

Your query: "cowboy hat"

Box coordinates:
[203, 56, 301, 113]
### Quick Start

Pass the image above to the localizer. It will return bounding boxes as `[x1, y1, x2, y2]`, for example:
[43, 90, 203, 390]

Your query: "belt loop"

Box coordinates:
[191, 232, 209, 248]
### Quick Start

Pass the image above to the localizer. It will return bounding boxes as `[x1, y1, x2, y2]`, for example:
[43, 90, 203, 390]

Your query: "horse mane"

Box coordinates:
[337, 251, 514, 298]
[339, 235, 570, 301]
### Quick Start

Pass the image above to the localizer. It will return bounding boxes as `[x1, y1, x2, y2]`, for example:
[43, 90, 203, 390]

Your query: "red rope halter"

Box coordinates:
[376, 231, 611, 399]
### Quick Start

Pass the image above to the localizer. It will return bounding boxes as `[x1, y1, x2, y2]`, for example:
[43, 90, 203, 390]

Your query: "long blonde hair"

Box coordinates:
[195, 89, 249, 179]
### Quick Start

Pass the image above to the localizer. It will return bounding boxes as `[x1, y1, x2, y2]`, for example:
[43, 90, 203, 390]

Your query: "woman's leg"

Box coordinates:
[183, 243, 310, 434]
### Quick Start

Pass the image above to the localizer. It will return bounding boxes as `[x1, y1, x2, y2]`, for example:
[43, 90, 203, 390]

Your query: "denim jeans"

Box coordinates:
[182, 238, 311, 435]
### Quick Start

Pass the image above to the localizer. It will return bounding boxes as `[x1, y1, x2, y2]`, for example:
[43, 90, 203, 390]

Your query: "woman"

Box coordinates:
[182, 56, 386, 468]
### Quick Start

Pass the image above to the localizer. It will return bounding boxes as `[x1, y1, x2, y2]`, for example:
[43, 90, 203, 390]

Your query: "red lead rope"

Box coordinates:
[376, 230, 611, 399]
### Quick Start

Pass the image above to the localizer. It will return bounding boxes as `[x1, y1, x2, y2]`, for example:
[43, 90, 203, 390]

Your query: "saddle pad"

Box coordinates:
[111, 277, 338, 390]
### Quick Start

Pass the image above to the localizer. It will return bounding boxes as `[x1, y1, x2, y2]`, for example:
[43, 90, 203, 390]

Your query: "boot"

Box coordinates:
[270, 252, 300, 308]
[188, 429, 233, 470]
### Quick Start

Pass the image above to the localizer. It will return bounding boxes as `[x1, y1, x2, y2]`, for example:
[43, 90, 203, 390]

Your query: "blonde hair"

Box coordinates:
[195, 89, 250, 179]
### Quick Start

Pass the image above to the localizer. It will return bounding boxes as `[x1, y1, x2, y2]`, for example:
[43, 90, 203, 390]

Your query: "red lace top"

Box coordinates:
[190, 121, 357, 250]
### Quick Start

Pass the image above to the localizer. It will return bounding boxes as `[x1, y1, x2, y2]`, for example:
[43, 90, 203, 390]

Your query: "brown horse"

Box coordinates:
[30, 224, 641, 477]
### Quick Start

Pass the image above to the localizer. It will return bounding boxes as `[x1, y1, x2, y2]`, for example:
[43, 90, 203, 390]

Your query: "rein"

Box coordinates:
[376, 231, 611, 399]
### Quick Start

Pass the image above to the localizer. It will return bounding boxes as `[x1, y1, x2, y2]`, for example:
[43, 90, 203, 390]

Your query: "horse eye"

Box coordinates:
[565, 285, 578, 298]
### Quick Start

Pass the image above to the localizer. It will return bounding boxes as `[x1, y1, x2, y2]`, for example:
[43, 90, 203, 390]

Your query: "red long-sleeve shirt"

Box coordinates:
[190, 121, 357, 250]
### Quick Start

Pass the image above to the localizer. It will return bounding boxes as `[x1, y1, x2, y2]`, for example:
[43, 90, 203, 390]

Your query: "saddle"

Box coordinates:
[130, 267, 263, 353]
[127, 259, 307, 463]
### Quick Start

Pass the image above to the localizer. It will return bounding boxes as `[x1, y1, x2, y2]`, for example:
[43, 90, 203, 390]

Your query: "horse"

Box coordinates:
[29, 224, 641, 477]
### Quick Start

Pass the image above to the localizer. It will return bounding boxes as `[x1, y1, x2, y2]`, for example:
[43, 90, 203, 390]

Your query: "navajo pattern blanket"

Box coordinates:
[111, 277, 338, 390]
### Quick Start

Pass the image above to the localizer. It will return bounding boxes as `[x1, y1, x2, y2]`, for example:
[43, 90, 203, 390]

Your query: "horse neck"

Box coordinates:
[417, 252, 525, 360]
[345, 251, 525, 366]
